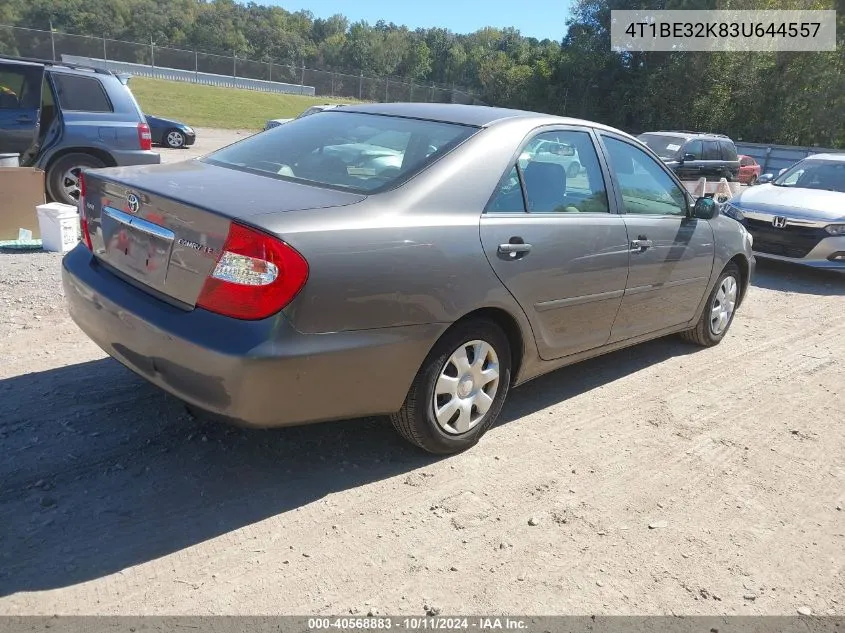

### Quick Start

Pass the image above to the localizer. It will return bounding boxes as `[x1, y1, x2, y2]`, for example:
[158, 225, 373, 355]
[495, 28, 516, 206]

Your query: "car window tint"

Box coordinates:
[514, 130, 609, 213]
[637, 133, 685, 160]
[51, 74, 113, 112]
[777, 161, 845, 193]
[204, 111, 477, 194]
[702, 140, 720, 160]
[486, 166, 525, 212]
[719, 141, 738, 161]
[602, 136, 687, 216]
[685, 140, 702, 159]
[0, 65, 42, 109]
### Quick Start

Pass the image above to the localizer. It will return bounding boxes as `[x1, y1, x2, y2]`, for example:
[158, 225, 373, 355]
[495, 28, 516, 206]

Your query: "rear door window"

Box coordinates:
[702, 141, 721, 160]
[719, 141, 738, 161]
[487, 130, 610, 214]
[51, 73, 113, 112]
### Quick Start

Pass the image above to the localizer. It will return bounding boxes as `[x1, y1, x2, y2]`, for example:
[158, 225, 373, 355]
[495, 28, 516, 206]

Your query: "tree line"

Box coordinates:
[1, 0, 842, 146]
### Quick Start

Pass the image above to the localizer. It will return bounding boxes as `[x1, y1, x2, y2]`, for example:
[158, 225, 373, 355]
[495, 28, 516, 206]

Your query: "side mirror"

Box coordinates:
[682, 153, 696, 162]
[757, 173, 774, 184]
[693, 196, 718, 220]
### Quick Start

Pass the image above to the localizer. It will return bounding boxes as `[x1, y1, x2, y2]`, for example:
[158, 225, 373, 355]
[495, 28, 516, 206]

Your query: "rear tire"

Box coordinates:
[46, 153, 106, 206]
[390, 319, 511, 454]
[680, 263, 742, 347]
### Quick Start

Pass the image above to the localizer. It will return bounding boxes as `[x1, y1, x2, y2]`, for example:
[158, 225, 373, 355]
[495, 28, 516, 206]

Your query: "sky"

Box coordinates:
[263, 0, 575, 41]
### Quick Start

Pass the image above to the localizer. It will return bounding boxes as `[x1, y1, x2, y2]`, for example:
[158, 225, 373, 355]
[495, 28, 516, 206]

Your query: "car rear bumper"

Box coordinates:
[111, 149, 161, 167]
[752, 235, 845, 270]
[62, 245, 445, 427]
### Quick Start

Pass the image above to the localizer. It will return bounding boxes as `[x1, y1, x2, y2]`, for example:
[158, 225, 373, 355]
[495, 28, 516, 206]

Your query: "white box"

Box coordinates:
[36, 202, 80, 253]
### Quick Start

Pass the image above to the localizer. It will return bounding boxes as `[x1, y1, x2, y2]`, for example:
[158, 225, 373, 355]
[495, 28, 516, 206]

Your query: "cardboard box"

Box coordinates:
[0, 167, 46, 240]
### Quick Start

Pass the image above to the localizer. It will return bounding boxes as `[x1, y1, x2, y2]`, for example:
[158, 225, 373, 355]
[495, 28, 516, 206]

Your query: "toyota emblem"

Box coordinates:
[126, 193, 140, 214]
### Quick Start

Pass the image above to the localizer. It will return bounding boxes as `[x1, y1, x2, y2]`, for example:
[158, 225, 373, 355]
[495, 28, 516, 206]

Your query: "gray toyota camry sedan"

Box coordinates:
[63, 103, 755, 454]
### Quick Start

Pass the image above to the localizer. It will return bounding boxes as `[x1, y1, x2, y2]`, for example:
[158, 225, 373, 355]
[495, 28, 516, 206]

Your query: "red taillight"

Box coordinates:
[196, 222, 309, 320]
[137, 122, 152, 151]
[78, 172, 93, 251]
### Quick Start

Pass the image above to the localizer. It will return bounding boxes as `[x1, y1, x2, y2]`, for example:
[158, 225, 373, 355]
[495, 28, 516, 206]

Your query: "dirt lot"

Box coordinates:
[0, 134, 843, 616]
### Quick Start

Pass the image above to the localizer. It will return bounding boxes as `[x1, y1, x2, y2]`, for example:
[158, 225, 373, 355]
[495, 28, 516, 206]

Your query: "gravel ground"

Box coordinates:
[0, 246, 843, 616]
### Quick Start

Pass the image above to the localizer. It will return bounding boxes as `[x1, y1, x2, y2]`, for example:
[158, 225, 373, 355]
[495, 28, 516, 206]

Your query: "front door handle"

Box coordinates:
[630, 238, 653, 251]
[499, 237, 531, 259]
[16, 115, 33, 123]
[498, 242, 532, 255]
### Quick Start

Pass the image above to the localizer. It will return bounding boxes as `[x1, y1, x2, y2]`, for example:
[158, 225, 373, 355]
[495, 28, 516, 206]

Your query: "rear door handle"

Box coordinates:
[16, 115, 33, 123]
[630, 238, 653, 251]
[498, 243, 532, 254]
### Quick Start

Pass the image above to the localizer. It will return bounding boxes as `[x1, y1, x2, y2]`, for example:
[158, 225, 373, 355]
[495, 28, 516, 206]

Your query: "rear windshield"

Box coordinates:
[637, 134, 686, 160]
[203, 111, 478, 194]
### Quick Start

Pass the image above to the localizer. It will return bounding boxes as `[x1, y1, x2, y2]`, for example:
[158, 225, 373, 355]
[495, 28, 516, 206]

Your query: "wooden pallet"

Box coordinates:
[680, 177, 742, 201]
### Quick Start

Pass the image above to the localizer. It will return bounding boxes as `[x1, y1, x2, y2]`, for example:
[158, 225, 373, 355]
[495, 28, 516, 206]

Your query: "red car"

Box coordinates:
[738, 155, 762, 185]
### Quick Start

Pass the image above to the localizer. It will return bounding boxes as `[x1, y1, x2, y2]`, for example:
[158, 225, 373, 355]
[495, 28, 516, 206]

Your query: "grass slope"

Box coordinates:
[129, 77, 357, 130]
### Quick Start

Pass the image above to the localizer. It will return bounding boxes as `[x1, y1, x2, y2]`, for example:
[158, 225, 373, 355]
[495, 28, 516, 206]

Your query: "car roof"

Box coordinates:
[0, 55, 115, 79]
[329, 102, 632, 135]
[804, 153, 845, 162]
[642, 130, 733, 141]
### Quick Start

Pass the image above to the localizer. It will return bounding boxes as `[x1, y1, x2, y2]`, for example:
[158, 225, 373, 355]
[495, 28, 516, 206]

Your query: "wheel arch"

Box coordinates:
[727, 254, 751, 307]
[44, 147, 117, 172]
[440, 306, 527, 386]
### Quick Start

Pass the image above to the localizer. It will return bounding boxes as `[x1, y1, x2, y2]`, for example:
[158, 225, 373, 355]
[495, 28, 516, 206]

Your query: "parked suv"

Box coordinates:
[0, 56, 159, 205]
[637, 131, 740, 182]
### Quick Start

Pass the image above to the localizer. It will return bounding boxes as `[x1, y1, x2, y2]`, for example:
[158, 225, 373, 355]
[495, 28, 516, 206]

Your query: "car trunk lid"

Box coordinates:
[82, 160, 365, 308]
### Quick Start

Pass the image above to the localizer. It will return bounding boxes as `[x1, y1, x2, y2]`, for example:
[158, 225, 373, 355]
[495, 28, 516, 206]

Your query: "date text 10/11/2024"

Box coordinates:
[307, 617, 528, 630]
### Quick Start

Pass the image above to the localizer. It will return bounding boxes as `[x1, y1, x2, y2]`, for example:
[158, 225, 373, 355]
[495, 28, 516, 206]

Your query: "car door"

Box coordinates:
[480, 126, 630, 361]
[676, 140, 702, 180]
[719, 140, 739, 180]
[598, 133, 715, 341]
[0, 60, 44, 158]
[701, 140, 722, 179]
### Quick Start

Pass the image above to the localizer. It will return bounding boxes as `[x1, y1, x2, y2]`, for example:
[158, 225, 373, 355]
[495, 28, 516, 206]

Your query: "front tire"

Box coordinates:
[390, 319, 511, 454]
[46, 153, 106, 205]
[165, 129, 187, 149]
[680, 263, 742, 347]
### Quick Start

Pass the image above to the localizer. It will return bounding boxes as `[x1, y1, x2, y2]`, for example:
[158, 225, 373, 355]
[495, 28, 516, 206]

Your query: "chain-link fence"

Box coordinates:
[0, 24, 485, 105]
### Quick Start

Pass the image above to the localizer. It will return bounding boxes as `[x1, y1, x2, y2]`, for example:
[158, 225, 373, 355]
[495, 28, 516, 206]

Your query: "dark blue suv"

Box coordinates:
[0, 56, 160, 205]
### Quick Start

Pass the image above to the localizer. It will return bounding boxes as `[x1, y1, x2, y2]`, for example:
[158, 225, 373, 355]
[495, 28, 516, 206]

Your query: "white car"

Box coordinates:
[265, 104, 344, 131]
[724, 153, 845, 270]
